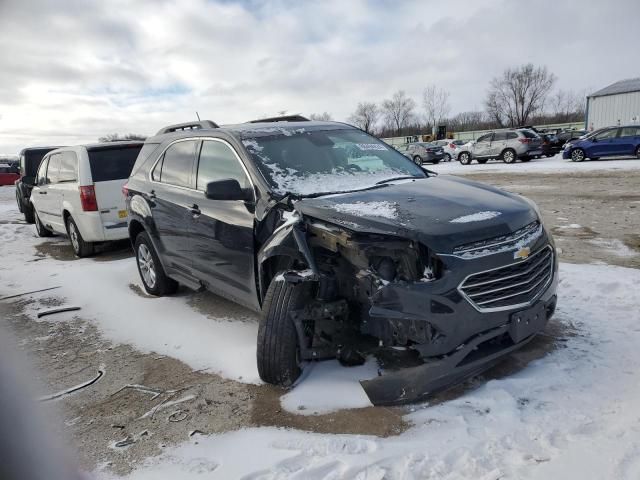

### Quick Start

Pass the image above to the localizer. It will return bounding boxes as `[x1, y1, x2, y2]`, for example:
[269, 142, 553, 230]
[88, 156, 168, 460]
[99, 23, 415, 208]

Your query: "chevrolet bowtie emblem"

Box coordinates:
[514, 247, 531, 260]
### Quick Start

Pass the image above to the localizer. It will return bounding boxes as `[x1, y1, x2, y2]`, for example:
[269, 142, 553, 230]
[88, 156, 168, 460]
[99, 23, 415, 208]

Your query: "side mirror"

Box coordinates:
[205, 179, 251, 201]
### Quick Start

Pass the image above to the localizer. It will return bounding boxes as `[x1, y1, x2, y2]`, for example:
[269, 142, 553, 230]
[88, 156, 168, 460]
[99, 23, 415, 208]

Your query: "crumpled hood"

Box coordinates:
[294, 175, 538, 253]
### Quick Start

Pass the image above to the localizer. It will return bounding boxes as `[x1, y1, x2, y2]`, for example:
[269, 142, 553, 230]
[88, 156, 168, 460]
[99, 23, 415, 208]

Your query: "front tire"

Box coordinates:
[257, 276, 313, 386]
[134, 231, 178, 296]
[502, 149, 517, 164]
[459, 152, 472, 165]
[34, 210, 52, 237]
[413, 155, 423, 165]
[571, 148, 586, 162]
[66, 216, 94, 257]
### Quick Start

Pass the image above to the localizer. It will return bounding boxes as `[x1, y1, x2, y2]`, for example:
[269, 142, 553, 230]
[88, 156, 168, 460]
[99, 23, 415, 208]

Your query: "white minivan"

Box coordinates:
[30, 142, 143, 257]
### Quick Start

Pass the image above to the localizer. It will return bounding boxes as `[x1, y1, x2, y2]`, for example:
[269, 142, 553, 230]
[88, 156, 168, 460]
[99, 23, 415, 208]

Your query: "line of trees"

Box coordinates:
[343, 64, 585, 138]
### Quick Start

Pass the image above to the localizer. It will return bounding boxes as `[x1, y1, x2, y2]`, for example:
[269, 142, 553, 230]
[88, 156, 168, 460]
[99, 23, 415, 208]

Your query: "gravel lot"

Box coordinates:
[1, 163, 639, 476]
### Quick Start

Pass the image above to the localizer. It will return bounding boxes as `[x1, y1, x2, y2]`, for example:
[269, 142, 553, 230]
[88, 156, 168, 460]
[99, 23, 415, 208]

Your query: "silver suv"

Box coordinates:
[402, 142, 445, 165]
[457, 129, 543, 165]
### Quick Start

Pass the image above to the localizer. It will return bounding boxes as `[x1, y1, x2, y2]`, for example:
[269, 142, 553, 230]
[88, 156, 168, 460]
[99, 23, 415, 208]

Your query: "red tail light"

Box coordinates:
[449, 143, 456, 149]
[79, 185, 98, 212]
[122, 182, 129, 198]
[518, 138, 532, 144]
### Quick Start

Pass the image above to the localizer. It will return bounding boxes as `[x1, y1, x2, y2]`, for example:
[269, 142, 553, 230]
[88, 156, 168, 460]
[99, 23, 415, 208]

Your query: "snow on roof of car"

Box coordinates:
[590, 77, 640, 98]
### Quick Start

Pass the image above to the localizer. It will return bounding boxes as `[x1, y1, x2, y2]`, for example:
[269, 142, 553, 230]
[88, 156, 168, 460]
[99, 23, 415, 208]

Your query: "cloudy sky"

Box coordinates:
[0, 0, 638, 153]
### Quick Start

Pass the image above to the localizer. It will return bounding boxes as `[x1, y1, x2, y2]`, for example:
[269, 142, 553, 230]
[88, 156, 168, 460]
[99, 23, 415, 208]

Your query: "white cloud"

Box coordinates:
[0, 0, 638, 153]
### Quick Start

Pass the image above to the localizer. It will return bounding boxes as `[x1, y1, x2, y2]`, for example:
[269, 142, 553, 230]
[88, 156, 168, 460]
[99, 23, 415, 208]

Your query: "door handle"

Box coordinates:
[39, 191, 47, 194]
[189, 204, 201, 216]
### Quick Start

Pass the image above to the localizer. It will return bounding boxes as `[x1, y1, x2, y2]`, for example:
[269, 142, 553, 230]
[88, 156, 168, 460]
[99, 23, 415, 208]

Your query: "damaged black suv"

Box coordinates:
[125, 117, 558, 405]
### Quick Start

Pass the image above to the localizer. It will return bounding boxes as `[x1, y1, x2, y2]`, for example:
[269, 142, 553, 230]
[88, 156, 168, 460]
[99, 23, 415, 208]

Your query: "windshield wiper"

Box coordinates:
[375, 175, 423, 185]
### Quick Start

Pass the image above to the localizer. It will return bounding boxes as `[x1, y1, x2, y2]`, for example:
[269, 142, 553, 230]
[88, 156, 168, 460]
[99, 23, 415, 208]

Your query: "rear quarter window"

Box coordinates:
[520, 130, 539, 139]
[88, 145, 143, 182]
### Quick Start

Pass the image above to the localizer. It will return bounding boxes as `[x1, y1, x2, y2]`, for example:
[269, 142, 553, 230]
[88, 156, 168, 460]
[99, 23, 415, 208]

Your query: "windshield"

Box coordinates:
[242, 128, 426, 196]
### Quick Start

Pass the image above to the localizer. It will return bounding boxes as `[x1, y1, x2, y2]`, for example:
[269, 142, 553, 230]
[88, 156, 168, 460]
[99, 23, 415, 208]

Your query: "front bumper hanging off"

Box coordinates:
[361, 295, 556, 405]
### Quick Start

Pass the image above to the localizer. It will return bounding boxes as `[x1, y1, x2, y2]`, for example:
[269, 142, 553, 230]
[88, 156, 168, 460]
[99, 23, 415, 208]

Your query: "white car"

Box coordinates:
[30, 142, 143, 257]
[430, 139, 470, 161]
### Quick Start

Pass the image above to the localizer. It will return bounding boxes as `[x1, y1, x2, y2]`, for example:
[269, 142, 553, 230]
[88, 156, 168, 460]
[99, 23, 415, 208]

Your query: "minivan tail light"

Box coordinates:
[79, 185, 98, 211]
[518, 138, 532, 144]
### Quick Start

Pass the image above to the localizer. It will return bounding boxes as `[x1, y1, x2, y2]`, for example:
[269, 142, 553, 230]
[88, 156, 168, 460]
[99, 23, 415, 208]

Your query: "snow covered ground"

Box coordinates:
[429, 153, 640, 175]
[2, 181, 640, 478]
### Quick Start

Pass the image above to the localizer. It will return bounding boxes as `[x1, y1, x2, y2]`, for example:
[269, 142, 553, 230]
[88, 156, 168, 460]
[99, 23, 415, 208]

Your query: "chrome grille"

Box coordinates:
[459, 245, 554, 312]
[453, 221, 541, 258]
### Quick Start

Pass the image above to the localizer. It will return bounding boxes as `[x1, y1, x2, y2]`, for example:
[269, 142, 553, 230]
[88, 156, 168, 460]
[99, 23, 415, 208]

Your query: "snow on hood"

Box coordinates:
[294, 176, 538, 253]
[450, 211, 502, 224]
[332, 201, 398, 220]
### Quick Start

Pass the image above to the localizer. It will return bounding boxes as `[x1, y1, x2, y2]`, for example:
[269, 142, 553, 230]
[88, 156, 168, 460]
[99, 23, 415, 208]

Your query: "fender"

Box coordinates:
[256, 212, 320, 299]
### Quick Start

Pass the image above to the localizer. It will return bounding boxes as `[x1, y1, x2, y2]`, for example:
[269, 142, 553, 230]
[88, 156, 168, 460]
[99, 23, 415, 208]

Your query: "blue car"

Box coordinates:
[563, 125, 640, 162]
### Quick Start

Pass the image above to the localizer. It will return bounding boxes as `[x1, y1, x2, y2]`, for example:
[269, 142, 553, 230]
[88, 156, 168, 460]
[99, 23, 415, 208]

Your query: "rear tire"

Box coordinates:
[636, 146, 640, 159]
[66, 216, 94, 258]
[16, 191, 23, 213]
[444, 153, 451, 162]
[34, 210, 52, 237]
[501, 149, 517, 164]
[257, 276, 313, 386]
[135, 231, 178, 296]
[413, 155, 423, 165]
[459, 152, 472, 165]
[23, 203, 35, 224]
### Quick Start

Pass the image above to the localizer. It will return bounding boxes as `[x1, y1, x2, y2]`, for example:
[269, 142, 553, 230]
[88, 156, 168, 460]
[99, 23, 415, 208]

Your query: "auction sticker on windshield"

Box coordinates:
[356, 143, 388, 151]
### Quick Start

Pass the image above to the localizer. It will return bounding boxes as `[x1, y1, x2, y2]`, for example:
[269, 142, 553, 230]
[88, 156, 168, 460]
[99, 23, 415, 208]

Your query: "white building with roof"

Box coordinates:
[586, 77, 640, 130]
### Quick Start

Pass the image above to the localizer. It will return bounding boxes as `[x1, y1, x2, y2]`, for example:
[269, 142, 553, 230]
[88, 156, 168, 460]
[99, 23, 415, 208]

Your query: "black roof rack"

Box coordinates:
[248, 115, 310, 124]
[155, 120, 219, 135]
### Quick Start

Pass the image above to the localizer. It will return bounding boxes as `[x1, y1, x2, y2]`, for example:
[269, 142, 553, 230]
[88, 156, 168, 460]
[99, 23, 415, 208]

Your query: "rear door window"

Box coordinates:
[156, 140, 197, 188]
[477, 134, 493, 143]
[493, 132, 506, 141]
[58, 151, 78, 182]
[46, 154, 61, 184]
[88, 144, 143, 182]
[196, 140, 250, 191]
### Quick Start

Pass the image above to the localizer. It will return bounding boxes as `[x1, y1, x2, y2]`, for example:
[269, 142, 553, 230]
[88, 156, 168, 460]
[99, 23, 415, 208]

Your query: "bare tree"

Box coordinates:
[485, 64, 556, 126]
[309, 112, 333, 121]
[381, 90, 416, 135]
[422, 85, 451, 133]
[450, 111, 488, 131]
[551, 89, 586, 122]
[347, 102, 380, 134]
[98, 133, 147, 142]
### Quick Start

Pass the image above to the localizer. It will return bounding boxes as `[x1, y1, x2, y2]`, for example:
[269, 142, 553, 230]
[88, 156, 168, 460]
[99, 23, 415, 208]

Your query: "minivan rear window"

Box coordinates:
[88, 145, 143, 182]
